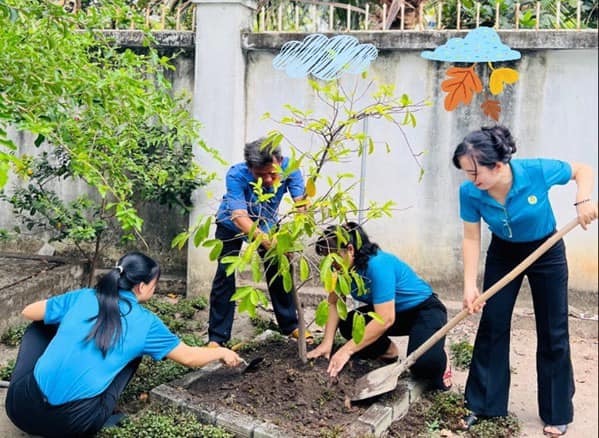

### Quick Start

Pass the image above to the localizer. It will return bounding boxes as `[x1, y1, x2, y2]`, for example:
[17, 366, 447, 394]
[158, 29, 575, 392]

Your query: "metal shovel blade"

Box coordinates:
[240, 357, 263, 373]
[350, 360, 406, 401]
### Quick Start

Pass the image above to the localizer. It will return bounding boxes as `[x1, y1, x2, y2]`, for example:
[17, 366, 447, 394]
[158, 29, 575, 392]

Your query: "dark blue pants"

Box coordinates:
[338, 294, 449, 390]
[5, 322, 140, 437]
[465, 234, 574, 425]
[208, 224, 298, 344]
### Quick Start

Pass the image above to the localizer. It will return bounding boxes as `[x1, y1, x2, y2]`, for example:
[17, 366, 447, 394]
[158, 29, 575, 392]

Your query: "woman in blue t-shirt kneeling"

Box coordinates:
[5, 252, 241, 438]
[307, 223, 452, 391]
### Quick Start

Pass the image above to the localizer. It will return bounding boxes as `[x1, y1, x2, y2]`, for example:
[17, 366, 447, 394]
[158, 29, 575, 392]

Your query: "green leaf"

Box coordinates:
[34, 134, 45, 147]
[282, 271, 293, 293]
[230, 286, 254, 301]
[171, 231, 190, 250]
[315, 299, 329, 326]
[251, 253, 262, 282]
[336, 298, 348, 320]
[367, 311, 385, 325]
[299, 257, 310, 282]
[351, 312, 366, 344]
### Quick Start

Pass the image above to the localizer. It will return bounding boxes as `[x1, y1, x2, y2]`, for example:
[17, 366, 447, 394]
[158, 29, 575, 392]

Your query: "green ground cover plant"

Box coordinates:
[450, 339, 474, 370]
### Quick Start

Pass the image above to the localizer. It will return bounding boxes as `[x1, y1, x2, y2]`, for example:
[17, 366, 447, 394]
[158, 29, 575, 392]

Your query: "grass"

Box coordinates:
[450, 339, 474, 370]
[1, 322, 28, 346]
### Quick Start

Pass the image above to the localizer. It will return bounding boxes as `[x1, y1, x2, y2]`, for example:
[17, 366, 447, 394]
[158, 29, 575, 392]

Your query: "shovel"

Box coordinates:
[239, 356, 264, 373]
[351, 217, 582, 402]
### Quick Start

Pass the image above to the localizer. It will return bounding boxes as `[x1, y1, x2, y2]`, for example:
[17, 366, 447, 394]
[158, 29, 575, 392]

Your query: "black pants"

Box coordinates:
[465, 234, 574, 424]
[5, 322, 141, 437]
[208, 224, 298, 344]
[338, 294, 448, 390]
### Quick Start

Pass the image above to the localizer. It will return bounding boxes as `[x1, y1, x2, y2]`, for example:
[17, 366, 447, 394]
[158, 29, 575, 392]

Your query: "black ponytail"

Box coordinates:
[452, 125, 517, 170]
[86, 252, 160, 356]
[315, 222, 380, 271]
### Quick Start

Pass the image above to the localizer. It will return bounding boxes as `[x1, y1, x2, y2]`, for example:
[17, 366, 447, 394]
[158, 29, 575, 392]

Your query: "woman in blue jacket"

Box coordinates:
[307, 223, 452, 391]
[5, 252, 240, 437]
[452, 126, 597, 437]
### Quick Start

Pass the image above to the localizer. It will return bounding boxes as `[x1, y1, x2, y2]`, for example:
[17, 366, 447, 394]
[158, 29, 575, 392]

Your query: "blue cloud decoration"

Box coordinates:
[420, 27, 521, 63]
[273, 34, 378, 80]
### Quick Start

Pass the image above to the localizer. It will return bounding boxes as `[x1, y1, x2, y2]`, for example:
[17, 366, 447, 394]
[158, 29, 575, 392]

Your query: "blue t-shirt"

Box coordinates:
[352, 250, 433, 313]
[459, 158, 572, 242]
[215, 157, 305, 233]
[34, 288, 180, 405]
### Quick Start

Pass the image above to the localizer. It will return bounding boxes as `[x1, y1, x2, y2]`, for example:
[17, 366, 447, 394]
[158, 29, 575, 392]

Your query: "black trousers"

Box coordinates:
[338, 294, 448, 390]
[465, 234, 574, 424]
[208, 224, 298, 344]
[5, 322, 141, 438]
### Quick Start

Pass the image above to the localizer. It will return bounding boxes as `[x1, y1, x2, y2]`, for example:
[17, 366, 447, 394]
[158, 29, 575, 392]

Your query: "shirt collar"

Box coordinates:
[120, 290, 138, 303]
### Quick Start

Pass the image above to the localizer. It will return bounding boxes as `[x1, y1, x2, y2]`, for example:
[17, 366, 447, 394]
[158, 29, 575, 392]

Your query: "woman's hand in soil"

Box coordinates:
[327, 349, 351, 378]
[220, 348, 242, 367]
[306, 344, 331, 360]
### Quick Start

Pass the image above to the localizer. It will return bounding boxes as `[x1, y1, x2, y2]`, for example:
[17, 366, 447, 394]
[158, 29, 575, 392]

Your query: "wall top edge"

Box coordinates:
[242, 30, 599, 51]
[193, 0, 256, 8]
[100, 30, 195, 49]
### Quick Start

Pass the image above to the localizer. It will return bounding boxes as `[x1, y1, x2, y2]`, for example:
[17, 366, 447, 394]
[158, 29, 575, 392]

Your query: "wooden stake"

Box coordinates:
[495, 1, 500, 29]
[476, 2, 480, 27]
[295, 4, 299, 30]
[556, 0, 561, 28]
[400, 1, 405, 30]
[176, 6, 181, 31]
[438, 2, 443, 29]
[160, 6, 166, 30]
[382, 3, 387, 30]
[457, 0, 461, 30]
[260, 7, 265, 32]
[576, 0, 581, 30]
[329, 4, 334, 30]
[365, 3, 369, 30]
[535, 1, 540, 30]
[515, 2, 520, 29]
[347, 4, 351, 30]
[277, 4, 282, 31]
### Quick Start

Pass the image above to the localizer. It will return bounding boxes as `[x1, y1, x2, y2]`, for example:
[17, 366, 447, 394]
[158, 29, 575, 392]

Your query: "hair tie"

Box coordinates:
[115, 265, 123, 275]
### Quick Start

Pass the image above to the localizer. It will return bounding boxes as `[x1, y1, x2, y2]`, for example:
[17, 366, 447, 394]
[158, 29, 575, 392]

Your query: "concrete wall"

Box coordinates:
[0, 23, 596, 298]
[240, 34, 598, 297]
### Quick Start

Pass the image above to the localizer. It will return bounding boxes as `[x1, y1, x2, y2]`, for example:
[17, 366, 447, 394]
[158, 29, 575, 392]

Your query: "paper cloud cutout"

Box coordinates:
[420, 27, 521, 63]
[273, 34, 378, 80]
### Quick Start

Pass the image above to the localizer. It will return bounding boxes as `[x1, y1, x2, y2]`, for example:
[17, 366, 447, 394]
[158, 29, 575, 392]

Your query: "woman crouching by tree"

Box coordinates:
[307, 223, 452, 390]
[5, 252, 240, 437]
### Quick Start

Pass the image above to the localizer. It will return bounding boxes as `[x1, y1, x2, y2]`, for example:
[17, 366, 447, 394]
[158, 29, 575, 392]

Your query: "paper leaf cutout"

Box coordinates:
[489, 68, 519, 95]
[481, 99, 501, 121]
[441, 66, 483, 111]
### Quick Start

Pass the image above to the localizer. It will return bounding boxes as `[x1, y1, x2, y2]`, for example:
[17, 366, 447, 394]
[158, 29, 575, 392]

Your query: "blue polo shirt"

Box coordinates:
[215, 157, 305, 233]
[34, 288, 180, 405]
[352, 250, 433, 312]
[459, 158, 572, 242]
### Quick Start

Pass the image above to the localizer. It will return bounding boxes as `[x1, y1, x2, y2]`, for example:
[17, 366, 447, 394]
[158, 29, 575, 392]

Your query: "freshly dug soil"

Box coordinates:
[187, 337, 406, 437]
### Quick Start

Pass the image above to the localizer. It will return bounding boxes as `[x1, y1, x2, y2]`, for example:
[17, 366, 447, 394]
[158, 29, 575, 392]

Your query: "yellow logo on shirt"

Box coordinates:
[528, 195, 538, 205]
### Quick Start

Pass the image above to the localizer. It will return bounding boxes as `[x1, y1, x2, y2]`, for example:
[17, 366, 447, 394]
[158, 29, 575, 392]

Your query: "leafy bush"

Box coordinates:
[1, 323, 28, 346]
[0, 359, 15, 381]
[450, 339, 474, 370]
[120, 357, 188, 404]
[96, 406, 233, 438]
[424, 391, 470, 431]
[142, 296, 207, 334]
[470, 415, 521, 437]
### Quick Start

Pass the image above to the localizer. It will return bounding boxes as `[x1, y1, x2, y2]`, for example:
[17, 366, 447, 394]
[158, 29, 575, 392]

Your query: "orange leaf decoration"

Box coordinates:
[481, 99, 501, 121]
[441, 66, 483, 111]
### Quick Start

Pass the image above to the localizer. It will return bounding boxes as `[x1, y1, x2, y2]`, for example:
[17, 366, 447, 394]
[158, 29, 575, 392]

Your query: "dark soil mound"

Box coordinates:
[187, 337, 405, 436]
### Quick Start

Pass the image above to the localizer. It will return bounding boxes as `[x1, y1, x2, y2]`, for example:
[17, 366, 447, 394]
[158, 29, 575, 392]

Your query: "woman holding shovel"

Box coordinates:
[5, 252, 241, 437]
[307, 223, 452, 391]
[452, 125, 597, 437]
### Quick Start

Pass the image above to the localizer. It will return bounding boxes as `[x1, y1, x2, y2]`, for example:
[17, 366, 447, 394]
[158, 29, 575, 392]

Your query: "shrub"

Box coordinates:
[0, 359, 15, 381]
[450, 339, 474, 370]
[96, 406, 233, 438]
[1, 323, 28, 346]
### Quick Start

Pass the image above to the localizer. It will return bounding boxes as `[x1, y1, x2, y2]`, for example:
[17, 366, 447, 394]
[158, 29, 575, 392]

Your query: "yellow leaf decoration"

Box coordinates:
[305, 177, 316, 197]
[489, 68, 519, 95]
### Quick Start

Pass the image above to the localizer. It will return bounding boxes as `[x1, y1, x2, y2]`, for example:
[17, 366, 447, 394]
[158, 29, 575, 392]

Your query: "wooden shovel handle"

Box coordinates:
[400, 217, 581, 371]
